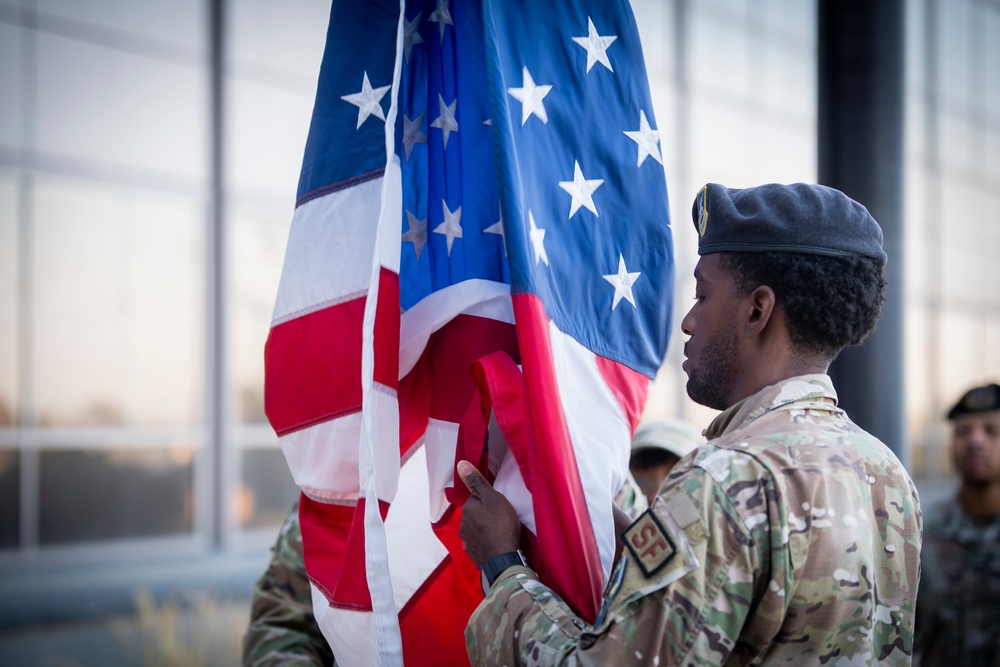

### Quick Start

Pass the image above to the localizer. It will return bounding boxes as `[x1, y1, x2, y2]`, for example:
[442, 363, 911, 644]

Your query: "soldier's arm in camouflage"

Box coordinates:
[242, 501, 336, 667]
[465, 466, 767, 666]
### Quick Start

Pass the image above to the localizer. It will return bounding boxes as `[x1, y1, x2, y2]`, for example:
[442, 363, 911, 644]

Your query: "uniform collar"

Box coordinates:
[703, 374, 839, 441]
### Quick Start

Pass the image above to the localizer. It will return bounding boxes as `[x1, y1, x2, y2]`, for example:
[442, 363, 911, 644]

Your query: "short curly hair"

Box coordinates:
[718, 252, 886, 360]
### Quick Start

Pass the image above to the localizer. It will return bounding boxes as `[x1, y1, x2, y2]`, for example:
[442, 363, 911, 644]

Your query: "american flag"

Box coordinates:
[264, 0, 673, 664]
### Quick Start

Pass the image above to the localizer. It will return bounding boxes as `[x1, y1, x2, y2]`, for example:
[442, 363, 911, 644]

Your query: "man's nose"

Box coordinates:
[681, 306, 695, 336]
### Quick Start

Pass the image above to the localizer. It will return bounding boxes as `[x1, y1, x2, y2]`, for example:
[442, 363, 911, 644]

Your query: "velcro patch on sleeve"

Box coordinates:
[622, 509, 677, 578]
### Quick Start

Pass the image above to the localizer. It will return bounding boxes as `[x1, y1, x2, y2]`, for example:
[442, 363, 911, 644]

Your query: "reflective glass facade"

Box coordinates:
[0, 0, 996, 573]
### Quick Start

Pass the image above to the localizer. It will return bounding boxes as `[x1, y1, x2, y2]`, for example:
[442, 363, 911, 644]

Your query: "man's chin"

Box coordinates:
[686, 381, 725, 411]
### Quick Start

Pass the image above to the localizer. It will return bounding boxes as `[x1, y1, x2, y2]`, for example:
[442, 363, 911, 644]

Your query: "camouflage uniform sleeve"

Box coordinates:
[465, 464, 767, 665]
[242, 501, 336, 667]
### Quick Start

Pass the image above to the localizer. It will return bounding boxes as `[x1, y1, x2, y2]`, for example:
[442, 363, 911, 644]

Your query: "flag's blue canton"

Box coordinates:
[398, 0, 511, 310]
[296, 0, 673, 379]
[483, 0, 674, 377]
[296, 1, 396, 201]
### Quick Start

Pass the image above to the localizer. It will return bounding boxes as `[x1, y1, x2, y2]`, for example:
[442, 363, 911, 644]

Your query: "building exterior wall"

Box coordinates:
[0, 0, 997, 590]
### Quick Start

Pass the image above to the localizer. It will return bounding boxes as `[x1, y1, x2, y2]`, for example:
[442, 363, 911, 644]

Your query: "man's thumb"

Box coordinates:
[457, 460, 489, 500]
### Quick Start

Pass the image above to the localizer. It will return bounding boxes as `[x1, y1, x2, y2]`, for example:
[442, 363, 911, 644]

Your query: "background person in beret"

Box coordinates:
[914, 383, 1000, 666]
[458, 182, 922, 665]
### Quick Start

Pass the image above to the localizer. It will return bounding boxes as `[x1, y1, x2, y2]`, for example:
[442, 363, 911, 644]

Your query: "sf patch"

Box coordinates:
[623, 509, 677, 577]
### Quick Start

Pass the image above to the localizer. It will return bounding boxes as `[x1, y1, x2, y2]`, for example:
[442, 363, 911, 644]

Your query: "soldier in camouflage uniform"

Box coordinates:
[914, 384, 1000, 666]
[242, 499, 336, 667]
[458, 183, 922, 665]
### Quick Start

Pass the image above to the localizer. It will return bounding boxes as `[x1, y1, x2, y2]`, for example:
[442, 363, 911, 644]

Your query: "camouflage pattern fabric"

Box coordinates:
[914, 498, 1000, 666]
[466, 374, 922, 666]
[243, 499, 336, 667]
[614, 471, 649, 520]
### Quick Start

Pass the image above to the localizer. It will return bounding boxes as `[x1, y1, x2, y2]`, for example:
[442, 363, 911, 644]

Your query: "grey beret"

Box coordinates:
[631, 418, 702, 460]
[691, 183, 887, 265]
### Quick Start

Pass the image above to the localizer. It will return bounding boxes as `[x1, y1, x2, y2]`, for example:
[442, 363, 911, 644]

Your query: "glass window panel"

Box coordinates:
[940, 177, 1000, 249]
[0, 22, 21, 150]
[32, 176, 203, 427]
[903, 163, 932, 299]
[688, 94, 815, 188]
[762, 0, 815, 41]
[39, 447, 194, 545]
[690, 7, 750, 99]
[987, 317, 1000, 384]
[937, 310, 990, 410]
[0, 171, 17, 425]
[761, 40, 815, 118]
[937, 110, 973, 171]
[985, 8, 1000, 121]
[904, 92, 926, 159]
[985, 128, 1000, 182]
[940, 244, 1000, 309]
[937, 0, 971, 106]
[36, 32, 207, 180]
[36, 0, 206, 51]
[238, 448, 297, 530]
[904, 306, 934, 477]
[744, 120, 816, 183]
[700, 0, 749, 20]
[225, 77, 315, 200]
[688, 95, 754, 185]
[633, 0, 676, 79]
[229, 202, 291, 424]
[0, 450, 18, 549]
[227, 0, 330, 76]
[904, 0, 926, 89]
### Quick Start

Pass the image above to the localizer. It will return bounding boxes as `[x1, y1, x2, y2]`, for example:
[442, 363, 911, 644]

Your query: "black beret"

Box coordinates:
[947, 383, 1000, 420]
[691, 183, 887, 265]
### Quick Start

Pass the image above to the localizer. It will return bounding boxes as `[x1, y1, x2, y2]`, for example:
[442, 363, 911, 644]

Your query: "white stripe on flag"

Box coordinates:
[549, 321, 632, 582]
[399, 279, 514, 378]
[359, 3, 406, 659]
[271, 177, 382, 326]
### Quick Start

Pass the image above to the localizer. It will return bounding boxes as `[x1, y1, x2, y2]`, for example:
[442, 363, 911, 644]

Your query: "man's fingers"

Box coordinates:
[458, 460, 490, 500]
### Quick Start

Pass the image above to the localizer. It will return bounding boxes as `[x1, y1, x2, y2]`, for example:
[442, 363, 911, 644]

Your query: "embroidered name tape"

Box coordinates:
[623, 509, 677, 578]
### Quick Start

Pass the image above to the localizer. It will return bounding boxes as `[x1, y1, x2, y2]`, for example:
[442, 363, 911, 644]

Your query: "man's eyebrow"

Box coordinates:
[693, 265, 704, 282]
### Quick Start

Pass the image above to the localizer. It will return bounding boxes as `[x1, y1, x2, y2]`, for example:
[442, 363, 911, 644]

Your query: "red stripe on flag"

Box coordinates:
[594, 355, 651, 435]
[399, 505, 480, 667]
[373, 268, 400, 391]
[264, 269, 400, 437]
[299, 493, 389, 611]
[265, 299, 364, 436]
[511, 293, 603, 622]
[399, 314, 518, 456]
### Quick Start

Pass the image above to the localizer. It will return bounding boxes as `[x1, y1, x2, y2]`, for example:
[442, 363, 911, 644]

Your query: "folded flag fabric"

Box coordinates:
[264, 0, 673, 664]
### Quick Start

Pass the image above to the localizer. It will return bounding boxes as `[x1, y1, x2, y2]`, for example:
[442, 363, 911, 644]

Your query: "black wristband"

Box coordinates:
[480, 550, 530, 590]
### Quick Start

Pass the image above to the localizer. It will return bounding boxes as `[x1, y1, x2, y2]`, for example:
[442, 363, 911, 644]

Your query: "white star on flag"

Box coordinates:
[572, 17, 617, 73]
[402, 112, 427, 161]
[340, 71, 390, 129]
[558, 160, 604, 218]
[402, 210, 428, 260]
[603, 254, 641, 310]
[507, 67, 552, 125]
[430, 94, 459, 150]
[433, 200, 463, 255]
[483, 214, 506, 257]
[528, 210, 548, 266]
[428, 0, 453, 43]
[624, 110, 663, 166]
[403, 13, 424, 63]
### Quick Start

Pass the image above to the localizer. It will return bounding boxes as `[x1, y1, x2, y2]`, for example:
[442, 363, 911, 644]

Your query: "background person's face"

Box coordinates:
[681, 255, 743, 411]
[630, 455, 681, 505]
[951, 411, 1000, 485]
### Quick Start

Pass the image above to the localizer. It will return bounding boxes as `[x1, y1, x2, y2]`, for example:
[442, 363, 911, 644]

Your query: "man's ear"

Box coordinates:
[744, 285, 776, 338]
